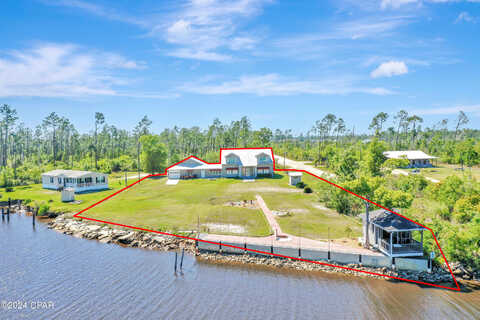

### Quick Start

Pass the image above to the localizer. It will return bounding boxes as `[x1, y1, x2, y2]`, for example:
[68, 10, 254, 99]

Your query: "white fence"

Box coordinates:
[196, 240, 428, 272]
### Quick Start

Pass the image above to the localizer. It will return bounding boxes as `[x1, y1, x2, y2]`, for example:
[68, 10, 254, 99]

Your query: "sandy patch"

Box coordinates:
[224, 200, 258, 209]
[245, 187, 302, 193]
[289, 208, 308, 213]
[312, 203, 338, 216]
[166, 179, 179, 185]
[203, 223, 246, 234]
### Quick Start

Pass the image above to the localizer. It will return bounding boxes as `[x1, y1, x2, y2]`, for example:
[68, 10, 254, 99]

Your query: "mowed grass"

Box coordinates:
[85, 173, 361, 239]
[0, 183, 123, 213]
[85, 177, 272, 237]
[261, 192, 362, 239]
[406, 163, 480, 181]
[2, 171, 363, 239]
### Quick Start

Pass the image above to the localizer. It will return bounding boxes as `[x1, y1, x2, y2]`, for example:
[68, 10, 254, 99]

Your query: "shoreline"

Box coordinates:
[42, 213, 479, 287]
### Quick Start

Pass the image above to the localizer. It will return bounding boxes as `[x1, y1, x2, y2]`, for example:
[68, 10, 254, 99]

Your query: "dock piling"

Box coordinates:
[174, 251, 178, 273]
[180, 248, 185, 270]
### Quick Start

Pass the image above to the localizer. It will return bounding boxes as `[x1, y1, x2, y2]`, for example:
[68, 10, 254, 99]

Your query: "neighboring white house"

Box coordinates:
[41, 170, 109, 193]
[383, 150, 437, 168]
[167, 148, 274, 179]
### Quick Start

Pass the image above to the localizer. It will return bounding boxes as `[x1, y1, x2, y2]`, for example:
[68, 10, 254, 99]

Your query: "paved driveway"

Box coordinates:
[274, 155, 335, 178]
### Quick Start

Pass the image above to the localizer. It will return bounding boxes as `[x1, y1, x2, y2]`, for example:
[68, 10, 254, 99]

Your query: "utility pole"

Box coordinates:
[364, 199, 370, 249]
[328, 227, 330, 253]
[137, 142, 141, 183]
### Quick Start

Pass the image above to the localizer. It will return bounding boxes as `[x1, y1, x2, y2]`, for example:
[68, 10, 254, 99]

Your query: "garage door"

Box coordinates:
[168, 170, 180, 179]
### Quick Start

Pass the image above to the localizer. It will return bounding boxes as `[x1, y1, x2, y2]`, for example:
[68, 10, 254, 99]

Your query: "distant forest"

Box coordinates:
[0, 103, 477, 186]
[1, 103, 479, 270]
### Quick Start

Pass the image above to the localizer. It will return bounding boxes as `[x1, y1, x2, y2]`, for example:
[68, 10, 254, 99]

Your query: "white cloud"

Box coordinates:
[0, 43, 157, 98]
[179, 73, 393, 96]
[455, 11, 477, 23]
[371, 61, 408, 78]
[381, 0, 418, 9]
[166, 48, 232, 62]
[42, 0, 147, 27]
[380, 0, 480, 10]
[411, 104, 480, 115]
[161, 0, 271, 61]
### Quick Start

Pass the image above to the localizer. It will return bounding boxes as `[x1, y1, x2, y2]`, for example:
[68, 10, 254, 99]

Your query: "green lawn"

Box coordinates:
[405, 163, 480, 181]
[85, 177, 273, 237]
[0, 183, 123, 214]
[2, 172, 363, 239]
[83, 173, 361, 239]
[261, 191, 362, 239]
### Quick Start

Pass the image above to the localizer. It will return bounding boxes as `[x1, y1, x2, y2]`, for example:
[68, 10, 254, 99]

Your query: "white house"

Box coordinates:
[41, 170, 109, 193]
[361, 209, 425, 258]
[167, 148, 274, 179]
[383, 150, 436, 168]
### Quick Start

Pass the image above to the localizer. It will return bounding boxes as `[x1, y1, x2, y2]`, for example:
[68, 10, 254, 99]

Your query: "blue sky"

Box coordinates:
[0, 0, 479, 134]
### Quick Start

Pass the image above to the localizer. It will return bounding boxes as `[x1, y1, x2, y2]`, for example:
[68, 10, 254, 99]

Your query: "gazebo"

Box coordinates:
[362, 209, 425, 258]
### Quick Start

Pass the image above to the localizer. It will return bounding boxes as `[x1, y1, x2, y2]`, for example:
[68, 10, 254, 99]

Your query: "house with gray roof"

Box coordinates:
[361, 208, 426, 258]
[167, 148, 274, 179]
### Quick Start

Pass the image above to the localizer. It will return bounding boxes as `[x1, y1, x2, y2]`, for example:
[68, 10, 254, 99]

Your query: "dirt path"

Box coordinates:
[392, 169, 440, 183]
[274, 155, 335, 178]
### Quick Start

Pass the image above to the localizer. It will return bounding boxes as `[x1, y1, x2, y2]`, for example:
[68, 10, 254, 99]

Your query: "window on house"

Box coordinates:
[58, 178, 62, 184]
[209, 169, 221, 175]
[257, 167, 270, 175]
[50, 177, 54, 183]
[226, 168, 238, 175]
[226, 157, 237, 164]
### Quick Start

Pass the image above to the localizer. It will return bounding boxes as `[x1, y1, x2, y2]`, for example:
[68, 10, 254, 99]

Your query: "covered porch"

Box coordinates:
[371, 213, 425, 258]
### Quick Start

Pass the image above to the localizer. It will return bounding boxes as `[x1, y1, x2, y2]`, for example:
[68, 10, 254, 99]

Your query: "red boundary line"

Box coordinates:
[73, 147, 461, 291]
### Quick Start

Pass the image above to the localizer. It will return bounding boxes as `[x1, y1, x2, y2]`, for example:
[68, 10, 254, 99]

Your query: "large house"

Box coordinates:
[361, 208, 425, 258]
[383, 150, 436, 168]
[41, 170, 109, 193]
[167, 148, 274, 179]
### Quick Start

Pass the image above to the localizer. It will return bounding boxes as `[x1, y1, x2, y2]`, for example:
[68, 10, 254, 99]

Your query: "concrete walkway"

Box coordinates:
[274, 155, 335, 179]
[166, 179, 179, 185]
[202, 194, 382, 256]
[201, 233, 381, 256]
[255, 195, 285, 237]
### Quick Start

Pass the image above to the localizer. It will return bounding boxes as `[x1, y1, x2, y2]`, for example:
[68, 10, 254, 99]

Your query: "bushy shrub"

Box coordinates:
[37, 203, 50, 216]
[296, 181, 305, 189]
[304, 186, 313, 194]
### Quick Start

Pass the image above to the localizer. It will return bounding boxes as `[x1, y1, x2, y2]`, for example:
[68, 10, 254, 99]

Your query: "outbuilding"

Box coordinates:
[288, 172, 303, 186]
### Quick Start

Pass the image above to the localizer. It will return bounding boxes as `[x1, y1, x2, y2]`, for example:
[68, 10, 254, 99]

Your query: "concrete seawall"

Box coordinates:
[198, 240, 429, 273]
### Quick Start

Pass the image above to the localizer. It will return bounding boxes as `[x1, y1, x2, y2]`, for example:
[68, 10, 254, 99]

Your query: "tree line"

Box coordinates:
[0, 104, 478, 187]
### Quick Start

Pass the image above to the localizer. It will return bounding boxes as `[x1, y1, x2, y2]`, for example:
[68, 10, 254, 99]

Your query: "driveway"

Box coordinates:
[392, 169, 440, 183]
[274, 155, 335, 178]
